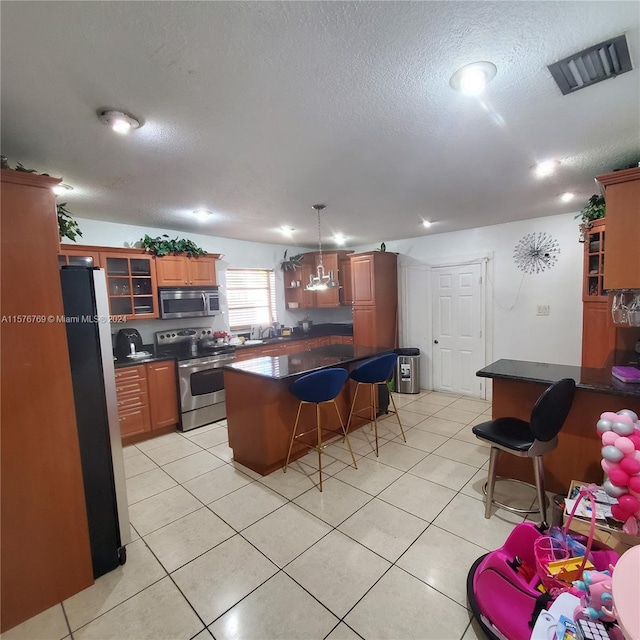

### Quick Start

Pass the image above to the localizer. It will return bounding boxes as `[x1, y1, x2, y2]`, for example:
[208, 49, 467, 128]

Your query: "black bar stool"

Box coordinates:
[346, 353, 406, 456]
[472, 377, 576, 523]
[284, 367, 357, 491]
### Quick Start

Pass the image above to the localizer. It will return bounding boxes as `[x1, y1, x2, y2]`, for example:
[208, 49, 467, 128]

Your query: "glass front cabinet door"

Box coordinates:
[100, 252, 158, 319]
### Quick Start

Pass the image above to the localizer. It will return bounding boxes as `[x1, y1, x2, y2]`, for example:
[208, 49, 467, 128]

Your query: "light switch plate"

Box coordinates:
[536, 304, 550, 316]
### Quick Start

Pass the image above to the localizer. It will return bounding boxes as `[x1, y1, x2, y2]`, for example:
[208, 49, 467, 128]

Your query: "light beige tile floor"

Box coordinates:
[6, 392, 541, 640]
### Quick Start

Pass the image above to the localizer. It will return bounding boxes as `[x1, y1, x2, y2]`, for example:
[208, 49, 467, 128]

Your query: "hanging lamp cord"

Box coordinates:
[316, 209, 323, 268]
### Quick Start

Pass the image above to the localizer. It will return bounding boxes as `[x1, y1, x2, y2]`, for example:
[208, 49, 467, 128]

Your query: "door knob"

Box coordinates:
[434, 340, 439, 344]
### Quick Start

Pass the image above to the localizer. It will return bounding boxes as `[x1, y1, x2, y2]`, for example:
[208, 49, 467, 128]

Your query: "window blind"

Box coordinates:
[226, 269, 277, 330]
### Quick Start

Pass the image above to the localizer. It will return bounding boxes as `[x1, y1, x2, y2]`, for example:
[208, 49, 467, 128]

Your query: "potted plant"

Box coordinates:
[280, 250, 303, 272]
[576, 195, 606, 242]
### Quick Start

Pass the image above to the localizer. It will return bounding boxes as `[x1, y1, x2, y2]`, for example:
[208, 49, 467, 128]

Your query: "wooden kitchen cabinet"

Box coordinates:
[351, 251, 398, 348]
[115, 365, 150, 438]
[58, 248, 102, 269]
[597, 167, 640, 291]
[339, 256, 353, 305]
[147, 361, 179, 429]
[1, 170, 93, 631]
[314, 253, 340, 308]
[582, 301, 617, 368]
[284, 252, 352, 309]
[100, 251, 158, 320]
[155, 255, 218, 286]
[582, 220, 607, 301]
[300, 256, 317, 309]
[117, 360, 179, 444]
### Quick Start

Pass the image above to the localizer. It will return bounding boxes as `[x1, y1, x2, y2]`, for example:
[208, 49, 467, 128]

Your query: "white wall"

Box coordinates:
[66, 212, 584, 367]
[354, 212, 583, 391]
[63, 218, 352, 343]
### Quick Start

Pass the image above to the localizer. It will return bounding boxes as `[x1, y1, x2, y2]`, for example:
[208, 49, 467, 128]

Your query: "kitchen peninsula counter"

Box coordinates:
[224, 344, 393, 475]
[477, 359, 640, 494]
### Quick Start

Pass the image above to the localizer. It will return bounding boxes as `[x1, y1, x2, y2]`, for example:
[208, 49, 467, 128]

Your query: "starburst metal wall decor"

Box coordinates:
[513, 232, 560, 274]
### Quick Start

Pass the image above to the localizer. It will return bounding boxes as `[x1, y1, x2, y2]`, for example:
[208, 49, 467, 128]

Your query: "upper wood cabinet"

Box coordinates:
[283, 251, 352, 310]
[155, 255, 217, 287]
[314, 253, 340, 308]
[597, 167, 640, 291]
[351, 251, 397, 307]
[100, 252, 158, 320]
[339, 256, 353, 305]
[350, 251, 398, 348]
[1, 170, 93, 631]
[58, 248, 102, 269]
[582, 219, 608, 302]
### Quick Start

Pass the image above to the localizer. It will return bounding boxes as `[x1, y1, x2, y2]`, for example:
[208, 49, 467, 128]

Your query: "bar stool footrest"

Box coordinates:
[482, 477, 549, 515]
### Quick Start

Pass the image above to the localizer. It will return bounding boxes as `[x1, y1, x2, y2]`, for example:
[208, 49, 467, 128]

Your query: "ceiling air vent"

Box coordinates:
[547, 35, 633, 95]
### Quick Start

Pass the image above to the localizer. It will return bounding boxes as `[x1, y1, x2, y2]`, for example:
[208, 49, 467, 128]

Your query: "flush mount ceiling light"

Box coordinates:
[422, 220, 433, 229]
[52, 183, 73, 195]
[333, 233, 346, 246]
[97, 109, 142, 134]
[305, 204, 340, 291]
[533, 160, 560, 178]
[560, 192, 575, 203]
[193, 209, 213, 221]
[281, 226, 295, 237]
[449, 61, 497, 96]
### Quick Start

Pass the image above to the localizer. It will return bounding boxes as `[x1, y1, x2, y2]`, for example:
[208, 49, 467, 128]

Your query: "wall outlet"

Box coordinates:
[536, 304, 550, 316]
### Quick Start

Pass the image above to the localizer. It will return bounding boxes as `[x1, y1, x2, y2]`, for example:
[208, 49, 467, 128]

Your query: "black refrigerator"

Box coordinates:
[60, 267, 130, 577]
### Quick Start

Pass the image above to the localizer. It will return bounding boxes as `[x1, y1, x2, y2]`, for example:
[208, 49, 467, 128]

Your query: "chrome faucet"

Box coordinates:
[260, 325, 272, 339]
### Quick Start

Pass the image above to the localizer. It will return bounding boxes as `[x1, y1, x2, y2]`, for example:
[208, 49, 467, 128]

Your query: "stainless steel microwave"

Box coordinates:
[158, 286, 221, 319]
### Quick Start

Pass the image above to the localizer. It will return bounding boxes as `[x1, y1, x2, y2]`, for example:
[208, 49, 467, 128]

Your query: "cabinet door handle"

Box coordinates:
[434, 340, 439, 344]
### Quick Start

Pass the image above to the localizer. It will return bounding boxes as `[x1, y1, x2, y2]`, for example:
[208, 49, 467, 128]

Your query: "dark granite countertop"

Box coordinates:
[477, 359, 640, 398]
[224, 344, 392, 380]
[114, 352, 177, 369]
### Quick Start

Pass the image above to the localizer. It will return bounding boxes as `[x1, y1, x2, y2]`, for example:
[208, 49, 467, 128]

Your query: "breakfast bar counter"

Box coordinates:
[477, 359, 640, 494]
[224, 344, 392, 475]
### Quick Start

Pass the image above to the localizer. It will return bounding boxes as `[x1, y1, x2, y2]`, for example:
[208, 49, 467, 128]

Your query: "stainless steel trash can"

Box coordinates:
[395, 348, 420, 394]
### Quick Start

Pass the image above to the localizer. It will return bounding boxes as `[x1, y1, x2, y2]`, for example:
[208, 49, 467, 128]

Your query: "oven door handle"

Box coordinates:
[179, 360, 233, 374]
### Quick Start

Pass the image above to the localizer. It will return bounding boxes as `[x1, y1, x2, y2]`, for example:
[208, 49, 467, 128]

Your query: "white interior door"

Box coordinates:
[431, 263, 484, 396]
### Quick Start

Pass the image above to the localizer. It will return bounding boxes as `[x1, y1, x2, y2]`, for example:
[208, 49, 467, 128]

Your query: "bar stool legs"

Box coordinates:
[284, 397, 357, 492]
[347, 381, 405, 457]
[484, 447, 499, 519]
[533, 455, 547, 525]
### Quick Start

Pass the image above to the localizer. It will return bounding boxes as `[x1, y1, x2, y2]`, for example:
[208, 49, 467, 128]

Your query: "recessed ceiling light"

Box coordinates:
[193, 209, 213, 221]
[422, 220, 433, 228]
[97, 109, 142, 134]
[533, 160, 560, 178]
[560, 192, 575, 202]
[450, 61, 497, 96]
[52, 183, 73, 195]
[280, 226, 295, 237]
[334, 234, 346, 246]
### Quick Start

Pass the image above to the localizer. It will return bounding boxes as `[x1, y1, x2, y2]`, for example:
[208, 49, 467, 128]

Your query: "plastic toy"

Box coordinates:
[573, 568, 616, 623]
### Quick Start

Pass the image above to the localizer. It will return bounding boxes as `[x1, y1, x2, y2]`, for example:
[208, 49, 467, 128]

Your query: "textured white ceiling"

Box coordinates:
[2, 1, 639, 247]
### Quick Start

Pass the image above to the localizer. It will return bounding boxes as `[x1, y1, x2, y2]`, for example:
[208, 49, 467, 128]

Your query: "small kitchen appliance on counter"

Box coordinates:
[115, 328, 143, 359]
[155, 327, 236, 431]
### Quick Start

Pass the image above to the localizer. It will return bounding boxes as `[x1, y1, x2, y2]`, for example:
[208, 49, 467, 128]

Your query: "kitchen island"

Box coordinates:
[477, 359, 640, 494]
[224, 344, 393, 475]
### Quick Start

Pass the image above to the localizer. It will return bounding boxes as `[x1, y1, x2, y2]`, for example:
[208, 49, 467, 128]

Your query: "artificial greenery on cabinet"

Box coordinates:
[140, 234, 207, 257]
[576, 195, 606, 242]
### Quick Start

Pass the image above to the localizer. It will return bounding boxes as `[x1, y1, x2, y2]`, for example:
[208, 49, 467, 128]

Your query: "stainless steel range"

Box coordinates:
[155, 327, 236, 431]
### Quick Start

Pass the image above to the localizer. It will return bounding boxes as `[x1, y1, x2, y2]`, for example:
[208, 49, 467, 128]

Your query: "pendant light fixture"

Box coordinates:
[305, 204, 340, 291]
